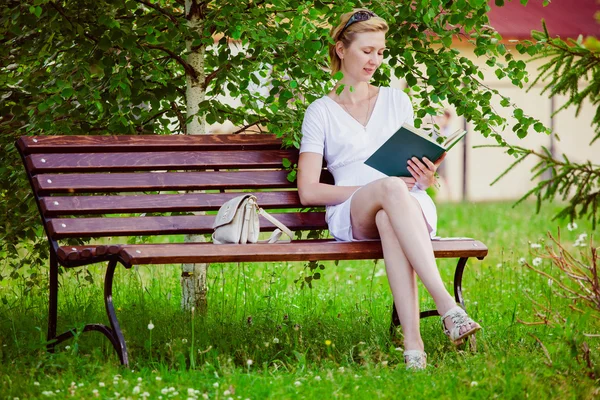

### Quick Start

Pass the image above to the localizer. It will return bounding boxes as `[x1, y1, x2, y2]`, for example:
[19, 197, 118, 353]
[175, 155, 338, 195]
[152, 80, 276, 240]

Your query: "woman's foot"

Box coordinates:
[404, 350, 427, 370]
[441, 306, 481, 345]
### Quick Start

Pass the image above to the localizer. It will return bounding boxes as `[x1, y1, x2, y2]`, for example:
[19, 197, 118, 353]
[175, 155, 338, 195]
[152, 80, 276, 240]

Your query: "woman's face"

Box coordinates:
[338, 30, 386, 83]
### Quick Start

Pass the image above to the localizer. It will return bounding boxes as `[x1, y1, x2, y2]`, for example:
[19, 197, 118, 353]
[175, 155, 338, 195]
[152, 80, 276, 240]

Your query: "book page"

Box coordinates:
[402, 123, 441, 145]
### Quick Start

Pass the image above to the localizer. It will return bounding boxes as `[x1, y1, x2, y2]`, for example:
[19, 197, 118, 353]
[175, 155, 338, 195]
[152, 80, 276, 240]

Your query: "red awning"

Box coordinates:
[487, 0, 600, 39]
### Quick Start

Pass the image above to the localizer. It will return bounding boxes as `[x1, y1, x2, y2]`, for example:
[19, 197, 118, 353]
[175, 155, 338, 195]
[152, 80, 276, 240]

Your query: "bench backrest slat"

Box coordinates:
[48, 212, 327, 239]
[34, 171, 296, 194]
[26, 150, 299, 173]
[17, 134, 284, 153]
[40, 192, 305, 216]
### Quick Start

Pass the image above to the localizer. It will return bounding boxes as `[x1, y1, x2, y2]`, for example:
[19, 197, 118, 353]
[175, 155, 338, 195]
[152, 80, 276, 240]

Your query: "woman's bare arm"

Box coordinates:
[297, 152, 359, 206]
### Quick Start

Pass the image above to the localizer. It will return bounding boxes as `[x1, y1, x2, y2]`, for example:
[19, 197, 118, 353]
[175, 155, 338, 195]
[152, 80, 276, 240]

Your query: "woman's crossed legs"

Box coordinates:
[349, 177, 478, 352]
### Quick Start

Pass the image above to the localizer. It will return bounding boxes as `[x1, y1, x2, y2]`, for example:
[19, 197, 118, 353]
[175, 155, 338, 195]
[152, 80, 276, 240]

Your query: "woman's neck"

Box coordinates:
[333, 79, 370, 105]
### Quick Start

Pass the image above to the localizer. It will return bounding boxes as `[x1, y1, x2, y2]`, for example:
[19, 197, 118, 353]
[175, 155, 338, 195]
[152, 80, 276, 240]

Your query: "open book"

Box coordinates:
[364, 123, 466, 177]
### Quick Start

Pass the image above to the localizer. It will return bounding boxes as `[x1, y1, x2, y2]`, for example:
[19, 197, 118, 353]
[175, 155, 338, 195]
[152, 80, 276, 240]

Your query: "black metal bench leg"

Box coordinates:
[45, 259, 129, 366]
[104, 259, 129, 366]
[390, 257, 471, 335]
[47, 251, 58, 353]
[453, 257, 468, 308]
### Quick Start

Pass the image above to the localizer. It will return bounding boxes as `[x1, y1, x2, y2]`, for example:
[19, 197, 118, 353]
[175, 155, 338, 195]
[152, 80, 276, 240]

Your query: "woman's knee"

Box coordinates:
[379, 177, 410, 202]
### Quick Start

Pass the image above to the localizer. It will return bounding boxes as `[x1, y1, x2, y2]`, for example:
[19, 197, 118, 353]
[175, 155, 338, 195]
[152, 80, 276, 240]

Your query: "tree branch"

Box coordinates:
[232, 118, 269, 134]
[135, 0, 180, 25]
[204, 63, 232, 87]
[142, 43, 197, 80]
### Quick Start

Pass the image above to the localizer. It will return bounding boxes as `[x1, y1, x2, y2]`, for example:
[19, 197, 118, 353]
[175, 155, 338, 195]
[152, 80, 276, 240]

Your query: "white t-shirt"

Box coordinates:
[299, 86, 437, 239]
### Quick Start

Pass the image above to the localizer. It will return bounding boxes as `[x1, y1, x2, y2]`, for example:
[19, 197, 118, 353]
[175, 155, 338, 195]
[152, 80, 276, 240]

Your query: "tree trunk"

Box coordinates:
[182, 0, 208, 312]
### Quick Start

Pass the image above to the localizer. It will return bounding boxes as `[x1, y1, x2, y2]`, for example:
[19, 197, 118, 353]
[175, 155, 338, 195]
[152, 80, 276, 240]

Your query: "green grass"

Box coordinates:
[1, 201, 599, 399]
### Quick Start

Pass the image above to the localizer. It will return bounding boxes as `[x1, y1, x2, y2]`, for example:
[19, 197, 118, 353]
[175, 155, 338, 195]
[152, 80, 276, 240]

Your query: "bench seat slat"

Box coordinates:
[34, 171, 294, 194]
[111, 239, 488, 265]
[41, 192, 305, 216]
[26, 150, 299, 173]
[17, 134, 284, 154]
[49, 212, 327, 239]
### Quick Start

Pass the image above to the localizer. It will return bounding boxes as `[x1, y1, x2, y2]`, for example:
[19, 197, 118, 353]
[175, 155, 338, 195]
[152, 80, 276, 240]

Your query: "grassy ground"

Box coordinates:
[1, 201, 599, 399]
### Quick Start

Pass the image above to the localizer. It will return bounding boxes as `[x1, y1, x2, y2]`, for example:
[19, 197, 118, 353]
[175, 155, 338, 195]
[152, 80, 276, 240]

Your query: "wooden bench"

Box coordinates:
[16, 134, 488, 366]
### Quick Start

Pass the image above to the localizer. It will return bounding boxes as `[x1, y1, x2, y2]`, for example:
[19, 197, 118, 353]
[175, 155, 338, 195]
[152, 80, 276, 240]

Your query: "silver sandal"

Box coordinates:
[441, 306, 481, 345]
[404, 350, 427, 370]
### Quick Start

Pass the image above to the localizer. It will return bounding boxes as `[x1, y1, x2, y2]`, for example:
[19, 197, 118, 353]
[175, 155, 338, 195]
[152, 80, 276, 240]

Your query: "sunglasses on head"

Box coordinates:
[337, 10, 378, 39]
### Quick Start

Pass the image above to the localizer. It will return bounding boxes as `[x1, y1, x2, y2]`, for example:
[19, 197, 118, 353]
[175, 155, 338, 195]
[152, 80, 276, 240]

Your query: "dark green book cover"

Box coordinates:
[364, 124, 464, 177]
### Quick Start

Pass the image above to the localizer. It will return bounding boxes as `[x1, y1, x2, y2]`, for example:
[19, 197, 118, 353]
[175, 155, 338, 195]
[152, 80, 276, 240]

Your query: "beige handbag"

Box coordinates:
[212, 194, 294, 244]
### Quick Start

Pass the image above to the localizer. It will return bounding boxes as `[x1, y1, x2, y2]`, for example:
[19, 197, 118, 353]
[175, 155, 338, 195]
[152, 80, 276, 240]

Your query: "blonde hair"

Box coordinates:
[329, 9, 389, 75]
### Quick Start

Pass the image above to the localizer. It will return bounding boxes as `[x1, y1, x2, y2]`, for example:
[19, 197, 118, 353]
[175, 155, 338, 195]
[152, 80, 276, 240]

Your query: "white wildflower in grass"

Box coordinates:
[314, 376, 321, 381]
[548, 279, 553, 287]
[92, 389, 99, 396]
[99, 382, 105, 387]
[65, 345, 71, 350]
[132, 386, 141, 395]
[273, 337, 280, 344]
[471, 381, 478, 387]
[567, 222, 578, 231]
[246, 359, 253, 366]
[137, 377, 143, 383]
[496, 263, 502, 268]
[294, 381, 302, 387]
[34, 382, 40, 386]
[533, 257, 542, 266]
[338, 367, 345, 373]
[374, 269, 386, 278]
[213, 382, 219, 388]
[518, 257, 526, 265]
[202, 394, 209, 399]
[141, 392, 150, 398]
[147, 321, 154, 330]
[114, 393, 120, 397]
[161, 388, 169, 395]
[156, 377, 162, 381]
[224, 390, 231, 396]
[41, 391, 55, 397]
[530, 243, 542, 249]
[182, 338, 188, 344]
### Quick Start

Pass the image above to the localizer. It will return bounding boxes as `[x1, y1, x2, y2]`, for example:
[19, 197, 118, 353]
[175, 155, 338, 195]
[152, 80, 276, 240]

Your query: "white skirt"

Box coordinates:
[326, 187, 438, 242]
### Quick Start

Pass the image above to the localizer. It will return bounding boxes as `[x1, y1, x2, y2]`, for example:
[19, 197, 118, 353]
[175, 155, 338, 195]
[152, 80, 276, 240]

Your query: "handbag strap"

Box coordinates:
[257, 207, 294, 242]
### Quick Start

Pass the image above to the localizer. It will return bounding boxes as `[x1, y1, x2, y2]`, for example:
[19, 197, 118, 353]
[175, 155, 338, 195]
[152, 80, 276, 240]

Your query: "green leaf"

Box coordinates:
[333, 71, 344, 80]
[534, 122, 545, 133]
[406, 74, 417, 87]
[282, 158, 291, 168]
[514, 108, 524, 118]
